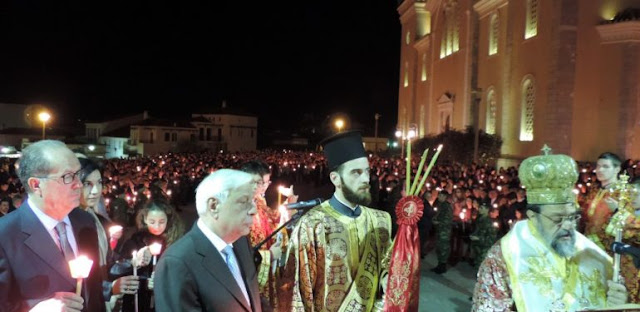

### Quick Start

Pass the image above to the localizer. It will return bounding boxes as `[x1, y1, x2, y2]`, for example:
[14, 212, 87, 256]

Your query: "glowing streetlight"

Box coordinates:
[335, 119, 344, 133]
[407, 129, 416, 139]
[38, 112, 51, 140]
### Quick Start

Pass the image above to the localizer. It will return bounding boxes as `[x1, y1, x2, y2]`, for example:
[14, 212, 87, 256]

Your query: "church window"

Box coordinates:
[489, 13, 499, 55]
[421, 53, 427, 81]
[440, 2, 460, 59]
[519, 77, 535, 141]
[486, 88, 497, 134]
[525, 0, 538, 39]
[404, 62, 409, 87]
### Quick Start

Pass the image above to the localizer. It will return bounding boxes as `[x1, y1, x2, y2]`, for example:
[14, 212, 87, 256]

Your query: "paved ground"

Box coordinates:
[419, 251, 477, 311]
[176, 179, 478, 312]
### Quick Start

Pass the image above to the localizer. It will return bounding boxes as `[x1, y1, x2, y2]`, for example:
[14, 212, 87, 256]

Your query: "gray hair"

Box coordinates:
[195, 169, 254, 216]
[18, 140, 69, 193]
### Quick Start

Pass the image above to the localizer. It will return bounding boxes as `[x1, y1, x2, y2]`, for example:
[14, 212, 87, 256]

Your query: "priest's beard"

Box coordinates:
[340, 177, 372, 206]
[536, 217, 576, 258]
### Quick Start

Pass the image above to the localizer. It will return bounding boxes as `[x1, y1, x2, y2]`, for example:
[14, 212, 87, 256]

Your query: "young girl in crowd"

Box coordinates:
[119, 189, 184, 312]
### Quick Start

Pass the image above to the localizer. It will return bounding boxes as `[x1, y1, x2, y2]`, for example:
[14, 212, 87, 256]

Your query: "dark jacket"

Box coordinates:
[0, 203, 106, 312]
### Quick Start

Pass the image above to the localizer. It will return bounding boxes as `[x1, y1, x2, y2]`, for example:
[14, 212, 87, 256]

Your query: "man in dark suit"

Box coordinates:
[0, 140, 105, 312]
[154, 169, 261, 312]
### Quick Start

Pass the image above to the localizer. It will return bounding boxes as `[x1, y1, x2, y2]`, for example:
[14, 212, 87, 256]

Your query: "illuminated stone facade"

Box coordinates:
[397, 0, 640, 164]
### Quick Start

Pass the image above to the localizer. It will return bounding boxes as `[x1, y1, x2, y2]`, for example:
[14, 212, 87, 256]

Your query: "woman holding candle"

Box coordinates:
[120, 196, 184, 311]
[78, 157, 143, 311]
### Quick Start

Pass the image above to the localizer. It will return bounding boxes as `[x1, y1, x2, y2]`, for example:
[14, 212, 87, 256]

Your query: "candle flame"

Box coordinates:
[108, 225, 123, 236]
[69, 255, 93, 278]
[149, 243, 163, 256]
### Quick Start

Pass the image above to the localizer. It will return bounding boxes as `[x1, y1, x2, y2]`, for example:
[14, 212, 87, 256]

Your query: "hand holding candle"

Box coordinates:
[149, 243, 162, 267]
[108, 225, 123, 250]
[69, 255, 93, 296]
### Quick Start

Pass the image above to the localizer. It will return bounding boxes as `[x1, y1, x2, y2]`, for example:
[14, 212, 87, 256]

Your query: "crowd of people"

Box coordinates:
[1, 137, 640, 311]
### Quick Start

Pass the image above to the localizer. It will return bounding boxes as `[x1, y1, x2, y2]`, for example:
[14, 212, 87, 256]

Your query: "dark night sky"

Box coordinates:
[0, 1, 401, 138]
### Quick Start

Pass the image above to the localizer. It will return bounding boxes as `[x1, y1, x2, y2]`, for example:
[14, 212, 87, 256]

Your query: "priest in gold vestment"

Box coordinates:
[472, 146, 628, 312]
[242, 160, 288, 311]
[279, 131, 392, 312]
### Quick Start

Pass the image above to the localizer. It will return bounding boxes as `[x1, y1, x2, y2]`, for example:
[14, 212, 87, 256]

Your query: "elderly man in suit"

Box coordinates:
[154, 169, 261, 312]
[0, 140, 105, 312]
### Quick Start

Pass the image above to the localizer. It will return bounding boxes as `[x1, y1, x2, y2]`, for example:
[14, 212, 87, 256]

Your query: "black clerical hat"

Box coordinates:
[320, 130, 366, 170]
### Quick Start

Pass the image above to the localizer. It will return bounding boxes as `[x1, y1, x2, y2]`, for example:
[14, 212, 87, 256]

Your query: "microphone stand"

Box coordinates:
[252, 208, 312, 268]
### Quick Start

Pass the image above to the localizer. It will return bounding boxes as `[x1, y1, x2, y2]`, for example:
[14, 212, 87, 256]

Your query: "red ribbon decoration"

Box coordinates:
[384, 195, 424, 312]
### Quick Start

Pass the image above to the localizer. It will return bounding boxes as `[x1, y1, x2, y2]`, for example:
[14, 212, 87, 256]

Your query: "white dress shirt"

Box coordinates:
[28, 198, 78, 257]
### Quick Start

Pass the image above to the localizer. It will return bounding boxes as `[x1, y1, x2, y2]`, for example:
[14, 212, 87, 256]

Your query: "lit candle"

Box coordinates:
[493, 221, 499, 228]
[409, 149, 430, 196]
[277, 185, 286, 207]
[132, 250, 137, 277]
[149, 243, 162, 267]
[415, 145, 443, 194]
[278, 204, 288, 226]
[132, 250, 139, 312]
[69, 255, 93, 296]
[108, 225, 123, 250]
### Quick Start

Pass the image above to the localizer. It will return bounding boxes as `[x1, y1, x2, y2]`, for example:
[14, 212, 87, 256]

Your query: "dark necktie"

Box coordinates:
[55, 222, 75, 262]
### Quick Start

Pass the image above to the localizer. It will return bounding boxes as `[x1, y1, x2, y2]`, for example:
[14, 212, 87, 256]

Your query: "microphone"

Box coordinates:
[611, 242, 640, 269]
[284, 198, 323, 210]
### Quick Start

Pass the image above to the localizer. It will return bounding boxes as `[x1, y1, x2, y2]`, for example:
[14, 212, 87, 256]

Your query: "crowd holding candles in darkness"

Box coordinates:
[2, 140, 640, 311]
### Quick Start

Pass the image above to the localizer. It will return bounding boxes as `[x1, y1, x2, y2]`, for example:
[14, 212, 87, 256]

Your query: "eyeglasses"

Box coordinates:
[37, 169, 82, 185]
[537, 212, 582, 227]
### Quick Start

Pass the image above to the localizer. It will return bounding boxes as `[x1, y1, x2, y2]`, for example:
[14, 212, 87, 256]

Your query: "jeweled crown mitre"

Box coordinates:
[518, 145, 578, 205]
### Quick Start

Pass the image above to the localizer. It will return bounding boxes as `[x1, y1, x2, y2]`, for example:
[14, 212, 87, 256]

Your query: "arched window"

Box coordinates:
[440, 2, 460, 59]
[421, 53, 427, 82]
[519, 77, 536, 141]
[525, 0, 538, 39]
[489, 13, 499, 55]
[486, 88, 497, 134]
[404, 62, 409, 87]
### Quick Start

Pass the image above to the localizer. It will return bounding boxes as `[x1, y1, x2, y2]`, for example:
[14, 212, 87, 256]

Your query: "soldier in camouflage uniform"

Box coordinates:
[470, 204, 498, 269]
[431, 191, 453, 274]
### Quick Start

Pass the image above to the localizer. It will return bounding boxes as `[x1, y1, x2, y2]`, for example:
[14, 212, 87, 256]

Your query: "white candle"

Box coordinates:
[132, 250, 137, 277]
[149, 243, 162, 267]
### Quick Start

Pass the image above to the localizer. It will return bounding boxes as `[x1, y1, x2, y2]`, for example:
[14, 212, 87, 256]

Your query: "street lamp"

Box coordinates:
[335, 119, 344, 133]
[38, 112, 51, 140]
